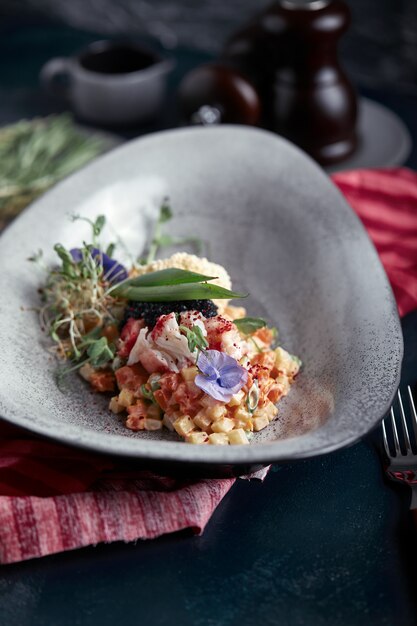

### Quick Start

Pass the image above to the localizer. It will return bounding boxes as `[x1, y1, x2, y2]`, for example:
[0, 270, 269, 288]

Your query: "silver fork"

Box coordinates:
[382, 386, 417, 511]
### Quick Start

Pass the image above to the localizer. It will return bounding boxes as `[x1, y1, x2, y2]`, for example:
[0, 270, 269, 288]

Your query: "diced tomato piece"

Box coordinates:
[253, 327, 274, 346]
[242, 373, 254, 393]
[89, 370, 116, 393]
[159, 372, 181, 393]
[185, 379, 202, 400]
[153, 388, 170, 411]
[102, 323, 119, 344]
[252, 351, 276, 372]
[204, 315, 235, 351]
[173, 382, 200, 417]
[126, 416, 145, 431]
[267, 385, 283, 403]
[127, 400, 147, 418]
[118, 318, 145, 359]
[115, 364, 148, 392]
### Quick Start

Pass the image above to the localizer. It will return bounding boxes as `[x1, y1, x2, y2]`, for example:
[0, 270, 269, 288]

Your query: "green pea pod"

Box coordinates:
[113, 281, 247, 302]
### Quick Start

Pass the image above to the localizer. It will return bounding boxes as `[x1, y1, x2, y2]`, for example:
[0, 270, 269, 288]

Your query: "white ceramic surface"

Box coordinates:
[0, 126, 403, 469]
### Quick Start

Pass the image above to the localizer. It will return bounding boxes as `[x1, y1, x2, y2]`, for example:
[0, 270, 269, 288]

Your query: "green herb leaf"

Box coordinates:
[71, 214, 106, 246]
[119, 268, 217, 289]
[106, 242, 116, 258]
[113, 282, 247, 302]
[87, 337, 115, 367]
[142, 200, 204, 263]
[155, 234, 204, 254]
[144, 201, 173, 263]
[156, 234, 177, 247]
[249, 336, 263, 354]
[159, 201, 173, 224]
[234, 317, 267, 335]
[54, 243, 77, 278]
[54, 243, 74, 266]
[140, 384, 155, 402]
[94, 215, 106, 238]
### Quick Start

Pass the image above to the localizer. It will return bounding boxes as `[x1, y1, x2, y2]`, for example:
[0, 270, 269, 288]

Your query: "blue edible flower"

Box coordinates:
[70, 247, 128, 284]
[195, 349, 248, 402]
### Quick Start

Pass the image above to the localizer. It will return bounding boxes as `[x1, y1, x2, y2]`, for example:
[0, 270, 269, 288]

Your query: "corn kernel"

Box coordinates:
[144, 418, 163, 431]
[234, 415, 253, 431]
[193, 411, 212, 432]
[109, 396, 124, 414]
[208, 433, 229, 445]
[256, 402, 279, 422]
[79, 362, 95, 382]
[181, 366, 198, 382]
[252, 415, 269, 431]
[274, 347, 290, 368]
[211, 417, 235, 433]
[206, 404, 227, 421]
[118, 388, 136, 408]
[173, 415, 195, 437]
[275, 348, 300, 377]
[186, 432, 209, 445]
[254, 401, 278, 419]
[274, 375, 291, 396]
[267, 403, 279, 419]
[228, 429, 249, 445]
[234, 406, 252, 421]
[227, 390, 245, 407]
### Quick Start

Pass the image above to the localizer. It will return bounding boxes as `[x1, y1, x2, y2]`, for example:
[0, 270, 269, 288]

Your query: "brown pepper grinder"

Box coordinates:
[223, 0, 358, 165]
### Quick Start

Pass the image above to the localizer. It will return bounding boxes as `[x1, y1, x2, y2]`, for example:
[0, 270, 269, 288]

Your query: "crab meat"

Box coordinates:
[118, 318, 145, 359]
[151, 313, 196, 364]
[204, 315, 246, 360]
[127, 313, 198, 373]
[127, 327, 179, 373]
[178, 311, 207, 337]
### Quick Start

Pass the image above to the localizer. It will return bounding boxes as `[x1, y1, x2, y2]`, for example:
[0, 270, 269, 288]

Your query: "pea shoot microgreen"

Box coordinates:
[179, 324, 209, 354]
[140, 384, 156, 403]
[30, 214, 121, 375]
[141, 200, 203, 265]
[30, 202, 247, 385]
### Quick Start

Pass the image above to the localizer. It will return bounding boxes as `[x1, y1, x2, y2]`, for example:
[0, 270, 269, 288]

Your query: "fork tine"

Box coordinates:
[397, 389, 412, 453]
[382, 419, 391, 457]
[390, 407, 401, 455]
[407, 385, 417, 448]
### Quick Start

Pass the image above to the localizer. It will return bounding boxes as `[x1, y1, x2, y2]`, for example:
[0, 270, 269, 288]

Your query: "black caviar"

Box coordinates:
[121, 299, 218, 329]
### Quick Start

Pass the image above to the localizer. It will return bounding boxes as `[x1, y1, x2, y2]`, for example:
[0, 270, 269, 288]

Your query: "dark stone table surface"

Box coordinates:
[0, 18, 416, 626]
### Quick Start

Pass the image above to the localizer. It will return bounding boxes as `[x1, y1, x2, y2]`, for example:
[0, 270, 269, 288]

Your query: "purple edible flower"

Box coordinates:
[70, 247, 128, 284]
[195, 349, 248, 402]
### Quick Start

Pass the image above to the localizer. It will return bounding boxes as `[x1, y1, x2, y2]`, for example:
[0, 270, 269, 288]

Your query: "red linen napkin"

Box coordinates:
[1, 167, 416, 565]
[332, 168, 417, 317]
